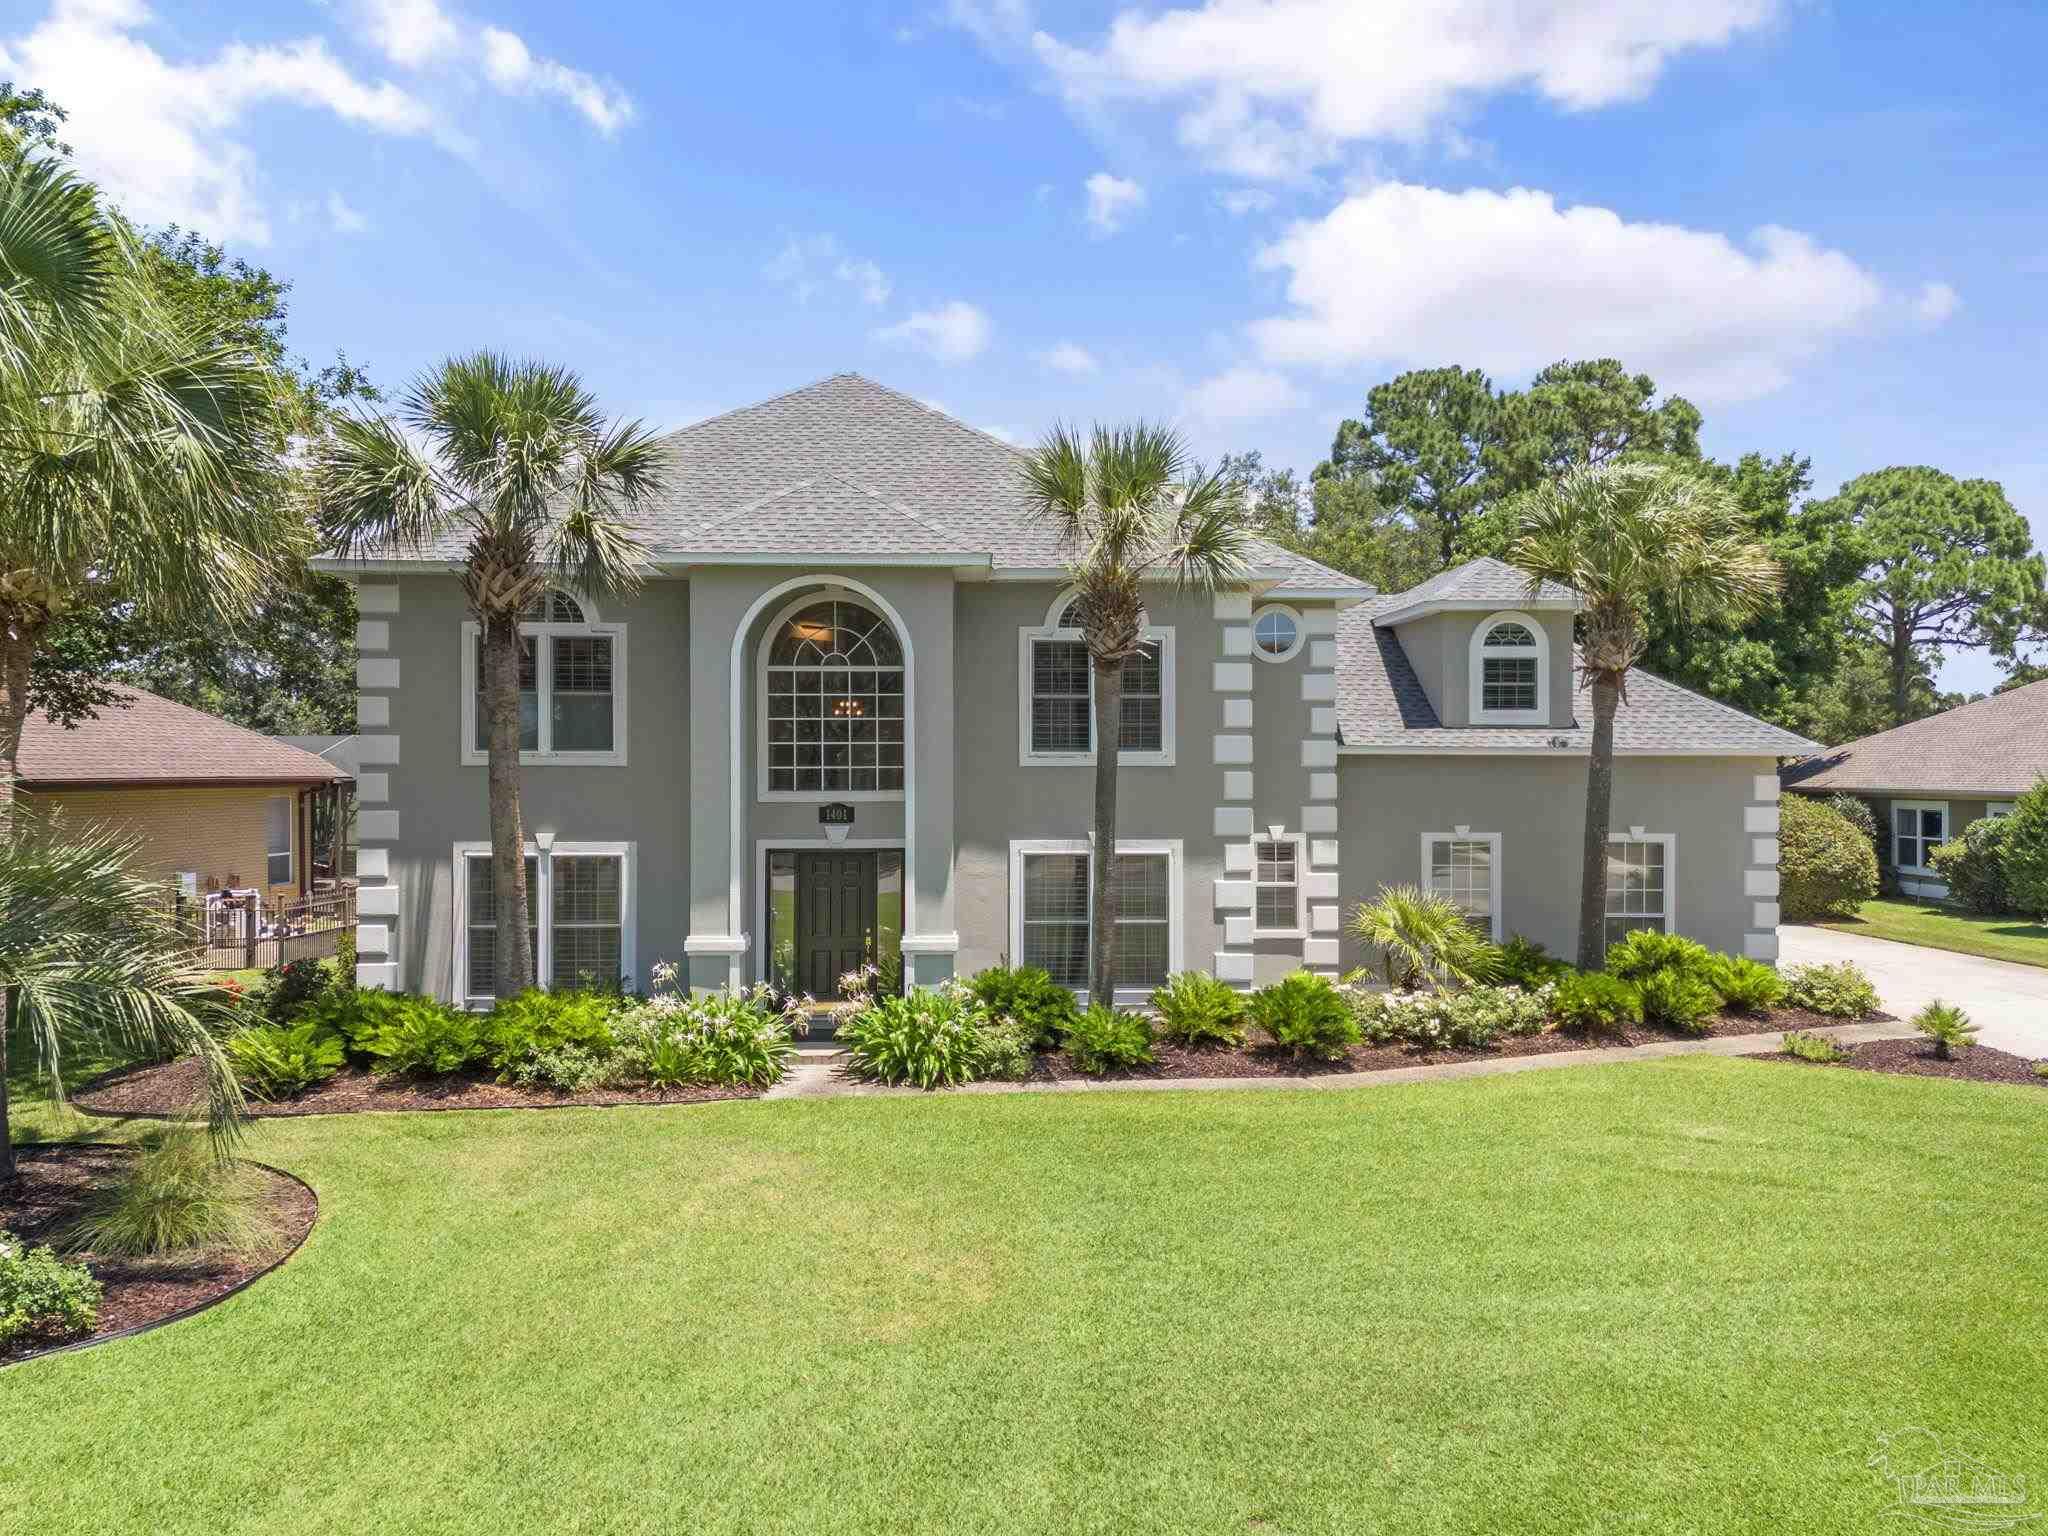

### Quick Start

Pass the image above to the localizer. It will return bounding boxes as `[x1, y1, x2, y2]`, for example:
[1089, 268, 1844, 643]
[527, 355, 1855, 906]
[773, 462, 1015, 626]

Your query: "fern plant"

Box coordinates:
[223, 1022, 345, 1101]
[1637, 969, 1721, 1036]
[1249, 972, 1360, 1060]
[1150, 971, 1247, 1047]
[1708, 955, 1785, 1014]
[1064, 1005, 1157, 1074]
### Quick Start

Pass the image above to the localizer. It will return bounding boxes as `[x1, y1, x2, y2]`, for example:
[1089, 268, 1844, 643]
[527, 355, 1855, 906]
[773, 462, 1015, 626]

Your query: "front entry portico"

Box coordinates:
[763, 847, 905, 999]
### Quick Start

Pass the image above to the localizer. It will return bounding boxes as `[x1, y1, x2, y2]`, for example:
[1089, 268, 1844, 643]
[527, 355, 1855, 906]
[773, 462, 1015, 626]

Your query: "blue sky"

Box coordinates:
[6, 1, 2043, 689]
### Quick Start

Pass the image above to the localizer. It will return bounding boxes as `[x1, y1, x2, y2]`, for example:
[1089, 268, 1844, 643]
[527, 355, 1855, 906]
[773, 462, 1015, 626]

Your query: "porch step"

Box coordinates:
[791, 1042, 847, 1062]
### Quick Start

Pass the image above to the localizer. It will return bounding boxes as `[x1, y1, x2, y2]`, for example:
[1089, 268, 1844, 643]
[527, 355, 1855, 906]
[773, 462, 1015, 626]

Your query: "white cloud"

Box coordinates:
[0, 0, 435, 244]
[326, 191, 370, 234]
[480, 26, 633, 137]
[1215, 188, 1274, 217]
[765, 235, 891, 306]
[362, 0, 458, 66]
[1034, 0, 1778, 178]
[1038, 341, 1099, 374]
[979, 423, 1025, 443]
[1246, 181, 1920, 404]
[1915, 281, 1961, 326]
[1084, 171, 1146, 235]
[875, 301, 992, 363]
[1183, 366, 1305, 422]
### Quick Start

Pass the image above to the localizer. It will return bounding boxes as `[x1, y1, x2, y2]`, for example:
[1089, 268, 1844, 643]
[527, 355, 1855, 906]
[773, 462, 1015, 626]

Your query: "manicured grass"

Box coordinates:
[5, 1063, 2045, 1535]
[1819, 896, 2048, 968]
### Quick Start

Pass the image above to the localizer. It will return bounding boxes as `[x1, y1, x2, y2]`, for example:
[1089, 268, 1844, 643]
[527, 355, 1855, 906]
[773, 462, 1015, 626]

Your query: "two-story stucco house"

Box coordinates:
[324, 374, 1815, 1006]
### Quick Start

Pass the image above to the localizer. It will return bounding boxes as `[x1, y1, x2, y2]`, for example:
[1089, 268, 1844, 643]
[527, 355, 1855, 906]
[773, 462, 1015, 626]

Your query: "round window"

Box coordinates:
[1252, 605, 1302, 661]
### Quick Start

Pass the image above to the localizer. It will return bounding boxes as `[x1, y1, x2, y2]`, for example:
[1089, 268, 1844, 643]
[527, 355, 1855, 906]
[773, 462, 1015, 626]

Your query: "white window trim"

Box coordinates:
[1017, 589, 1176, 767]
[757, 589, 907, 804]
[1251, 603, 1305, 663]
[1469, 610, 1549, 726]
[266, 794, 294, 887]
[1250, 831, 1307, 938]
[1987, 802, 2015, 819]
[1891, 799, 1949, 873]
[450, 839, 636, 1009]
[1419, 830, 1504, 942]
[459, 609, 629, 768]
[1007, 837, 1184, 1007]
[1606, 831, 1677, 938]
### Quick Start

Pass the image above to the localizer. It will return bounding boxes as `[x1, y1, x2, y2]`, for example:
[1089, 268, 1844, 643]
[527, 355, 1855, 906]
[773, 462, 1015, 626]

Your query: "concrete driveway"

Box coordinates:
[1779, 925, 2048, 1059]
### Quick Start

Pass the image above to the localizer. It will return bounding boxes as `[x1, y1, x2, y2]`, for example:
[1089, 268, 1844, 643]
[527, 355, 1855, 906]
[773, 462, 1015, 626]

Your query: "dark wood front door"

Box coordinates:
[797, 852, 876, 999]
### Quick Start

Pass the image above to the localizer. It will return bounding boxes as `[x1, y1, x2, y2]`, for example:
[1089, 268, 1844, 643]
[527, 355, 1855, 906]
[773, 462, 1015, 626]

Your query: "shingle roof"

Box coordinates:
[1782, 680, 2048, 796]
[1334, 594, 1818, 756]
[18, 688, 349, 787]
[339, 372, 1369, 589]
[1371, 555, 1578, 617]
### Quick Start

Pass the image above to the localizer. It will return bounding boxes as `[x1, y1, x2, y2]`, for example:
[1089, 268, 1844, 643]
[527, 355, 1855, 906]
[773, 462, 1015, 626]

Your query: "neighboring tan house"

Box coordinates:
[1782, 680, 2048, 897]
[19, 686, 351, 904]
[317, 372, 1816, 1006]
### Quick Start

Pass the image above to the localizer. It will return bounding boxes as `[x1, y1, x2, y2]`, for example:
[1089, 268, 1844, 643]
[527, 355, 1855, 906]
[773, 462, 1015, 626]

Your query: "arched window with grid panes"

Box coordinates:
[761, 596, 906, 797]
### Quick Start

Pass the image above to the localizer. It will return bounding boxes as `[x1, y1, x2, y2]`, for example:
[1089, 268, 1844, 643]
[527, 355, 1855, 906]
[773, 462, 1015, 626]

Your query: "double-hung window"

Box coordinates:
[1021, 597, 1173, 764]
[1011, 840, 1181, 1000]
[1252, 835, 1304, 936]
[454, 842, 634, 1007]
[1605, 835, 1674, 948]
[462, 590, 626, 766]
[1421, 832, 1502, 941]
[1892, 801, 1948, 872]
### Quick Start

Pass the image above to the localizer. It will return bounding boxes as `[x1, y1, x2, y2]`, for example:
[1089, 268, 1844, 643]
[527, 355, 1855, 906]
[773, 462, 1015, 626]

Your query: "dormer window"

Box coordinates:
[1469, 612, 1548, 725]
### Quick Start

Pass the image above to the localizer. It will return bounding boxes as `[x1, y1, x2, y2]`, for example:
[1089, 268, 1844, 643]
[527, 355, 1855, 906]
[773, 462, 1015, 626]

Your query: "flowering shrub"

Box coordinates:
[609, 968, 804, 1089]
[1350, 983, 1552, 1051]
[837, 983, 997, 1089]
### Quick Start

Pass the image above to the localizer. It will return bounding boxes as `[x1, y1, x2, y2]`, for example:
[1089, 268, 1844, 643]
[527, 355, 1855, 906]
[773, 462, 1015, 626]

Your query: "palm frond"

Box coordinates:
[0, 152, 115, 380]
[311, 409, 448, 560]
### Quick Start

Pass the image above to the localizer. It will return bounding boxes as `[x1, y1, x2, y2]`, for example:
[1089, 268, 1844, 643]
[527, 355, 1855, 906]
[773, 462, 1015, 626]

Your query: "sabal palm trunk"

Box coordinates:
[481, 614, 536, 997]
[1576, 674, 1621, 970]
[1089, 655, 1122, 1007]
[0, 623, 36, 1177]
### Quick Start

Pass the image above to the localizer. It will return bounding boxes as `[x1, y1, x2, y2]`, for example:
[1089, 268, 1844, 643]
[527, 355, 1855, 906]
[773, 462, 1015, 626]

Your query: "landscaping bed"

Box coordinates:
[1030, 1005, 1877, 1081]
[73, 1056, 759, 1120]
[0, 1143, 316, 1365]
[1749, 1036, 2048, 1088]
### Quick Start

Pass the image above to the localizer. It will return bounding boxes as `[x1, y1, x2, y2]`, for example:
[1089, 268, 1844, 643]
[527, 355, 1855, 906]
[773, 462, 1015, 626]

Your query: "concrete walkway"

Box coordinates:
[1780, 925, 2048, 1059]
[763, 1020, 1917, 1100]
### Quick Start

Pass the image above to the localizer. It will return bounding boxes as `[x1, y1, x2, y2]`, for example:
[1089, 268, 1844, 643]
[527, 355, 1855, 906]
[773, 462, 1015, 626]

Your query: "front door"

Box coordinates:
[797, 852, 876, 999]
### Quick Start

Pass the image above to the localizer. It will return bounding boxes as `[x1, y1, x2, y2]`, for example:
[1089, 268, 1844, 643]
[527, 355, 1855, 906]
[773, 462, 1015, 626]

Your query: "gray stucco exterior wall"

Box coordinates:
[1391, 608, 1576, 730]
[1334, 753, 1784, 967]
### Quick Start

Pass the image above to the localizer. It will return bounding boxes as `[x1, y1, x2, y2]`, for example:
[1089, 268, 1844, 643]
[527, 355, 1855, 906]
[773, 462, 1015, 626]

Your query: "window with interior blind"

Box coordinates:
[1604, 837, 1673, 948]
[1469, 613, 1548, 724]
[1252, 836, 1303, 934]
[265, 796, 293, 887]
[1013, 843, 1177, 994]
[457, 844, 632, 1006]
[1022, 598, 1171, 762]
[463, 590, 623, 764]
[1421, 833, 1501, 940]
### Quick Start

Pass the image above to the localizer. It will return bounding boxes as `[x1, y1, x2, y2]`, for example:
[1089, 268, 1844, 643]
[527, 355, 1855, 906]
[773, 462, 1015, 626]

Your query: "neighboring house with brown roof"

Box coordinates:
[317, 374, 1818, 1005]
[18, 686, 351, 903]
[1781, 680, 2048, 896]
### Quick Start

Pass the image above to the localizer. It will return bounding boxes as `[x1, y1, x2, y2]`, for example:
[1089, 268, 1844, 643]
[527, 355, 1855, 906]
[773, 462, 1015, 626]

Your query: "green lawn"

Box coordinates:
[1819, 895, 2048, 968]
[5, 1063, 2045, 1535]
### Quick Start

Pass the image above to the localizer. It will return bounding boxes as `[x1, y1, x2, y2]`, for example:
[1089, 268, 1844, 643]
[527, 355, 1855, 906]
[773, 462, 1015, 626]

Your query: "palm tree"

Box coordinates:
[314, 355, 663, 996]
[0, 152, 294, 830]
[1020, 424, 1251, 1005]
[0, 813, 244, 1182]
[1508, 462, 1781, 968]
[1348, 885, 1499, 992]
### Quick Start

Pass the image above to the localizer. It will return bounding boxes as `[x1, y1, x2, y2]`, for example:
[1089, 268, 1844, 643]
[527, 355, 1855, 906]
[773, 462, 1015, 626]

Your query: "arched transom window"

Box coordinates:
[1469, 611, 1548, 724]
[764, 597, 905, 795]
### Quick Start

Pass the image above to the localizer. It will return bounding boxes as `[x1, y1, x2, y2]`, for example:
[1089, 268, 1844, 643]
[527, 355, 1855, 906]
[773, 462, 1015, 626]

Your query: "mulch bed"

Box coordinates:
[1746, 1036, 2048, 1088]
[1, 1143, 317, 1365]
[72, 1056, 761, 1121]
[1031, 1006, 1877, 1082]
